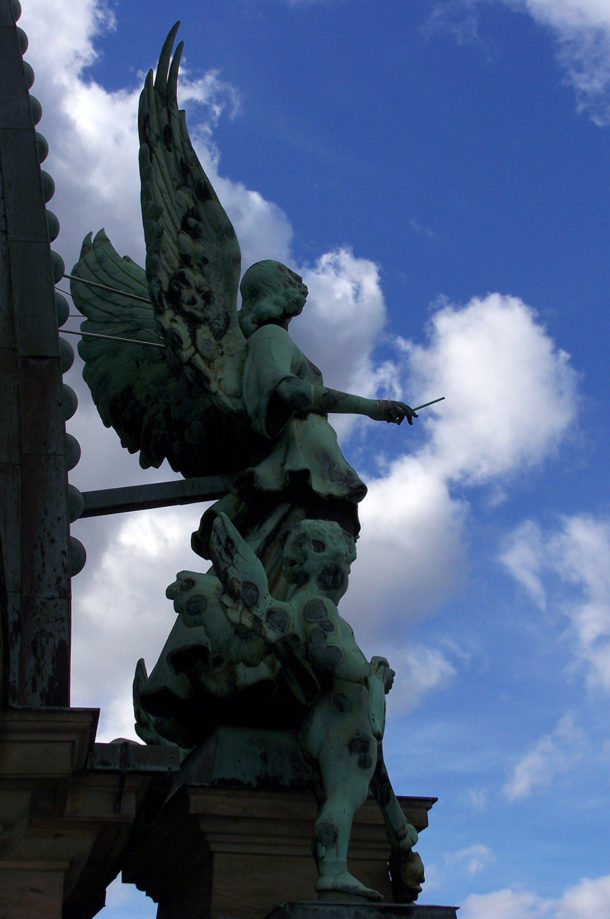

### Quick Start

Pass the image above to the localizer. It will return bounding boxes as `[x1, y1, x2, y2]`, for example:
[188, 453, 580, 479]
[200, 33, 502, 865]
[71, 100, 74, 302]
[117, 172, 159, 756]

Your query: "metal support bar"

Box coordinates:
[80, 475, 234, 518]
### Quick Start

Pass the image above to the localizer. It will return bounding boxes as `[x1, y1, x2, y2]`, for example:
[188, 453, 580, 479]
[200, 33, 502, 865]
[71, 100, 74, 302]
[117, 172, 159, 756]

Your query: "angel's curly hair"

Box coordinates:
[239, 260, 308, 337]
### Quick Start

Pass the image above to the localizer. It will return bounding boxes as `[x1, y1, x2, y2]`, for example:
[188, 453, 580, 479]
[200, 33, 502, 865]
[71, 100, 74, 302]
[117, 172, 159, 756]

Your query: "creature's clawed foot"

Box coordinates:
[316, 871, 382, 901]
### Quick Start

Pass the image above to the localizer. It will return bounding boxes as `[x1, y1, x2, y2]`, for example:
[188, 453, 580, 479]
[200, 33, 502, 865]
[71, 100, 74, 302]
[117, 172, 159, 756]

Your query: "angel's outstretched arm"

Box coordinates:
[274, 379, 418, 425]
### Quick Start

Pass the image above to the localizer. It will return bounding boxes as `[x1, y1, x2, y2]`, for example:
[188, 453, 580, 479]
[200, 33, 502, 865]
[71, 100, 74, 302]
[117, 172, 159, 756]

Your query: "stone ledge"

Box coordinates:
[0, 707, 98, 775]
[267, 905, 459, 919]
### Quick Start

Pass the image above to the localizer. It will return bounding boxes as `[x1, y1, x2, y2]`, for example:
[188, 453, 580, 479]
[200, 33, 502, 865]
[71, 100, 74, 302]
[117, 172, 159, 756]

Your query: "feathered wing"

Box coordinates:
[138, 22, 245, 408]
[70, 26, 271, 477]
[71, 232, 260, 477]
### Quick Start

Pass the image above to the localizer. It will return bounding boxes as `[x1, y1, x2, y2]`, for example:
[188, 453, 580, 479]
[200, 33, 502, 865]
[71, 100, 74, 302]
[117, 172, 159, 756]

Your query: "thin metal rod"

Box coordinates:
[64, 272, 153, 304]
[61, 328, 166, 348]
[412, 397, 445, 412]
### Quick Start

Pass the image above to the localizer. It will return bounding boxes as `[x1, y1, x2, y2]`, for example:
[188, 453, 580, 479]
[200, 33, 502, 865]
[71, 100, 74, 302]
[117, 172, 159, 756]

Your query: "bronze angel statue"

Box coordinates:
[71, 24, 424, 903]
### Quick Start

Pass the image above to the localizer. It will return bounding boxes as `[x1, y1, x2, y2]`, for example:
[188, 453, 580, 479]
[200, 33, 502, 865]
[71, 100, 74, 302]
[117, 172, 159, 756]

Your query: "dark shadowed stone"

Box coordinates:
[266, 904, 458, 919]
[304, 599, 327, 622]
[266, 606, 289, 633]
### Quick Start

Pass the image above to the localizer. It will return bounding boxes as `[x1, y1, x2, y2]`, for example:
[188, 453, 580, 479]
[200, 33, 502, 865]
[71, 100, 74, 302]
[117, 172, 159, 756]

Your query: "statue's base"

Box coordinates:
[121, 728, 450, 919]
[268, 904, 458, 919]
[122, 783, 439, 919]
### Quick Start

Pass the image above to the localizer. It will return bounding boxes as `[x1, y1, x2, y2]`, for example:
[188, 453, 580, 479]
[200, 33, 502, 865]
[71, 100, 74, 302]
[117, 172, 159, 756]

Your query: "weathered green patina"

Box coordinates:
[70, 23, 424, 903]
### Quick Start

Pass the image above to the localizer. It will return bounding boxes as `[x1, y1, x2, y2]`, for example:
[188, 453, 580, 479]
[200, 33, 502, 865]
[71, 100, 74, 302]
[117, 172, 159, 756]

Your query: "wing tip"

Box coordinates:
[155, 21, 181, 95]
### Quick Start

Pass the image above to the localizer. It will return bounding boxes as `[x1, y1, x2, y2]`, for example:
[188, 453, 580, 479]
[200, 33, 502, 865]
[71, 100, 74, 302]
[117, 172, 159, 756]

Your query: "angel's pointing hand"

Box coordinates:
[369, 400, 418, 425]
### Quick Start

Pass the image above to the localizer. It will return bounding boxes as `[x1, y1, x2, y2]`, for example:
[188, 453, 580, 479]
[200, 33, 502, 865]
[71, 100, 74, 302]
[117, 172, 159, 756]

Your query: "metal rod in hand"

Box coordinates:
[412, 397, 445, 412]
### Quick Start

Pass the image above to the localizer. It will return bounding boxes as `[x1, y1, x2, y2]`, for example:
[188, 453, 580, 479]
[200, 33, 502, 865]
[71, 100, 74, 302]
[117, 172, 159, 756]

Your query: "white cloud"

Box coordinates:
[447, 844, 494, 876]
[429, 0, 610, 125]
[500, 520, 547, 608]
[351, 456, 469, 630]
[71, 504, 204, 741]
[404, 294, 578, 484]
[342, 293, 577, 651]
[508, 0, 610, 125]
[467, 787, 489, 811]
[501, 515, 610, 689]
[292, 248, 397, 439]
[555, 874, 610, 919]
[503, 713, 583, 800]
[461, 874, 610, 919]
[386, 644, 458, 714]
[461, 887, 553, 919]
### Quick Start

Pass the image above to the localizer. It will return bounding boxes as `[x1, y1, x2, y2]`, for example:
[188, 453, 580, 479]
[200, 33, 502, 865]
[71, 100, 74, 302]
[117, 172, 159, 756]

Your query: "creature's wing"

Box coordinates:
[139, 23, 246, 408]
[71, 230, 259, 476]
[210, 513, 271, 618]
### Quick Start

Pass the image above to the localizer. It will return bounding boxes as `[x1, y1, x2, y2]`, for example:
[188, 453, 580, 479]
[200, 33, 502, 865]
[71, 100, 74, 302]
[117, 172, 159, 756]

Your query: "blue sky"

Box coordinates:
[17, 0, 610, 916]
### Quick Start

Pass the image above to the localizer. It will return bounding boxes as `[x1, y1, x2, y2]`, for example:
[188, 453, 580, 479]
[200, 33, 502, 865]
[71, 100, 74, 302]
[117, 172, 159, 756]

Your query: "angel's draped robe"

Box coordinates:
[242, 323, 367, 507]
[193, 323, 366, 583]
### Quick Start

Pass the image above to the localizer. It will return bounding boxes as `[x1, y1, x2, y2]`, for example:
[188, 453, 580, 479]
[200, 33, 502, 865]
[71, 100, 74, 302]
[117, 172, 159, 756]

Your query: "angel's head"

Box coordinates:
[239, 260, 308, 337]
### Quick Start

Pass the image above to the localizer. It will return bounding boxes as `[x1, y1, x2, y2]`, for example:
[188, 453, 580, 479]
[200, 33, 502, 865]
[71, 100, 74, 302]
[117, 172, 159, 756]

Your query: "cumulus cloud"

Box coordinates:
[351, 456, 469, 630]
[501, 515, 610, 689]
[503, 713, 584, 800]
[344, 293, 577, 645]
[404, 294, 578, 484]
[71, 504, 204, 740]
[293, 248, 391, 398]
[555, 874, 610, 919]
[461, 873, 610, 919]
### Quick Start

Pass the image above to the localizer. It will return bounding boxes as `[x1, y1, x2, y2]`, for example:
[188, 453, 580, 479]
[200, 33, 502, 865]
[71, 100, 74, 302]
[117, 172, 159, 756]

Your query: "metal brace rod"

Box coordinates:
[80, 474, 234, 518]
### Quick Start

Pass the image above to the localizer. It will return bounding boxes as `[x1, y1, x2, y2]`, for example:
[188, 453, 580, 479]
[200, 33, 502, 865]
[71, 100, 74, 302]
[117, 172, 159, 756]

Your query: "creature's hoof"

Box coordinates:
[316, 871, 382, 901]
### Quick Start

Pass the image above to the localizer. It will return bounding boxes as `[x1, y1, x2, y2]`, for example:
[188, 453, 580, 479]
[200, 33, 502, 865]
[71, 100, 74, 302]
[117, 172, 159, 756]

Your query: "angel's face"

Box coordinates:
[278, 279, 308, 323]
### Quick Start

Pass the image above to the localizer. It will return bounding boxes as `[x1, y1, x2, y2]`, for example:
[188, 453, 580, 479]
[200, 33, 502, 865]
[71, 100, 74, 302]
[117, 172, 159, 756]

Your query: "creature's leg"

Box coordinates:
[369, 743, 418, 852]
[369, 742, 424, 902]
[301, 681, 382, 901]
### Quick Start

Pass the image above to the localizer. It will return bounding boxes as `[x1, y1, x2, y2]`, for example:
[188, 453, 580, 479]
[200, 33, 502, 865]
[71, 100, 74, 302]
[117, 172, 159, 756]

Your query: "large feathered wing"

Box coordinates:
[70, 26, 269, 477]
[71, 231, 261, 477]
[138, 22, 245, 407]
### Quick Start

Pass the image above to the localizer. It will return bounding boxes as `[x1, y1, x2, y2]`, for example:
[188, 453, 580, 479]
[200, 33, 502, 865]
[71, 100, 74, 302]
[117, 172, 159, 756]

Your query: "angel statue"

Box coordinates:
[71, 23, 424, 904]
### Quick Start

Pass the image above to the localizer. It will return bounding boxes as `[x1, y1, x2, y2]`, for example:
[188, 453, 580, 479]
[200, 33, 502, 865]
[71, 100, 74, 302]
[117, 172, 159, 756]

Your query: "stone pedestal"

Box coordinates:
[122, 784, 437, 919]
[0, 709, 179, 919]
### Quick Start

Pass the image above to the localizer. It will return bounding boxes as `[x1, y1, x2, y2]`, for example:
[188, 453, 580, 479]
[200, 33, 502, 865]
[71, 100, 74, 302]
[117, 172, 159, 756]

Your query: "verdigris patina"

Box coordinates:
[71, 23, 425, 903]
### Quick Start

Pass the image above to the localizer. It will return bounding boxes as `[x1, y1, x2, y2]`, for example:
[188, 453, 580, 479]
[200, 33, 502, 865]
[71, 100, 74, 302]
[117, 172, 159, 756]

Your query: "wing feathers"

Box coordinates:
[139, 25, 246, 408]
